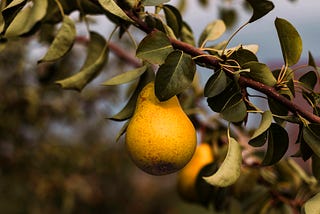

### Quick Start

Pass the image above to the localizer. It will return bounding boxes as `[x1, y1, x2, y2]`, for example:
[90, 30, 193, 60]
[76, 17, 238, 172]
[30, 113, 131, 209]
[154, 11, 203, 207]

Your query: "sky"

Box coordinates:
[178, 0, 320, 63]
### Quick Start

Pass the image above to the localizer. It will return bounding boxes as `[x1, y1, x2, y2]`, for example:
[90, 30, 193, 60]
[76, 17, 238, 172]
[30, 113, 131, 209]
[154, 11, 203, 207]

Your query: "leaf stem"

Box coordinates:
[54, 0, 65, 17]
[222, 21, 249, 55]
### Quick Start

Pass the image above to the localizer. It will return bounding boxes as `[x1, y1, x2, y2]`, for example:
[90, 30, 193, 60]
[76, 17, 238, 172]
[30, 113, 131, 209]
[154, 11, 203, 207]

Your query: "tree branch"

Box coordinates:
[122, 8, 320, 124]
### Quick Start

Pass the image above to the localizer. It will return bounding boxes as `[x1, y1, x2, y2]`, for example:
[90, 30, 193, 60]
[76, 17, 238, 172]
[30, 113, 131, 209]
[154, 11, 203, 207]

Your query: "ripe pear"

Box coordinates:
[125, 82, 197, 176]
[177, 143, 214, 202]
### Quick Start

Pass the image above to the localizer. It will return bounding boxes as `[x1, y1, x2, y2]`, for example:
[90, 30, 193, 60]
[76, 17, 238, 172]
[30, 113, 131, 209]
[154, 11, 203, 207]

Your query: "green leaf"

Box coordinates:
[242, 62, 277, 87]
[136, 31, 174, 64]
[296, 125, 313, 161]
[275, 17, 303, 66]
[56, 31, 108, 91]
[115, 121, 129, 142]
[110, 68, 155, 121]
[203, 137, 242, 187]
[98, 0, 133, 23]
[204, 69, 231, 97]
[308, 51, 317, 70]
[38, 16, 76, 63]
[163, 5, 182, 38]
[5, 0, 48, 37]
[154, 50, 195, 101]
[219, 8, 237, 29]
[180, 21, 195, 46]
[303, 124, 320, 158]
[261, 123, 289, 166]
[207, 82, 240, 113]
[228, 48, 258, 67]
[312, 155, 320, 180]
[247, 0, 274, 23]
[0, 19, 3, 35]
[1, 0, 26, 31]
[198, 20, 226, 48]
[103, 65, 147, 85]
[249, 131, 268, 147]
[141, 0, 170, 6]
[302, 192, 320, 214]
[268, 97, 289, 125]
[220, 93, 247, 123]
[299, 71, 317, 90]
[3, 0, 26, 9]
[250, 111, 273, 140]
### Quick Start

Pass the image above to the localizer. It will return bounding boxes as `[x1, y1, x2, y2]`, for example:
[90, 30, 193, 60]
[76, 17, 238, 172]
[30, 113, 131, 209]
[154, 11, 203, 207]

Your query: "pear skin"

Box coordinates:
[125, 82, 197, 175]
[177, 143, 214, 202]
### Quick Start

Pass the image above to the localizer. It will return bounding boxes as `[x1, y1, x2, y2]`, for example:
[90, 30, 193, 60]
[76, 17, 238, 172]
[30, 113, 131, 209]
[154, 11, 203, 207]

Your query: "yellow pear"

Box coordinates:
[177, 143, 214, 202]
[125, 82, 197, 176]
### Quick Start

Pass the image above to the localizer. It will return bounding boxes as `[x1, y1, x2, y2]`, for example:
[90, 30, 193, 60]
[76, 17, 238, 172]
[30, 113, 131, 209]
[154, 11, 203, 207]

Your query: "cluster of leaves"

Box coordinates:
[1, 0, 320, 212]
[189, 130, 320, 213]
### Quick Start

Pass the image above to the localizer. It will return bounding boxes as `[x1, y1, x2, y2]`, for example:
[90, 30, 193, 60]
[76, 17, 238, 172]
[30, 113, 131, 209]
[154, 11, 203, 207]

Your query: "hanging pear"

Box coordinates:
[125, 82, 197, 175]
[177, 143, 214, 202]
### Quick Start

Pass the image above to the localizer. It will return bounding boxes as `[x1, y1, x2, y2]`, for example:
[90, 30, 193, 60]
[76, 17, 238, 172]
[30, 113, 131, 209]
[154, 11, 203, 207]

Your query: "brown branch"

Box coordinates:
[238, 77, 320, 124]
[108, 42, 142, 68]
[117, 8, 320, 124]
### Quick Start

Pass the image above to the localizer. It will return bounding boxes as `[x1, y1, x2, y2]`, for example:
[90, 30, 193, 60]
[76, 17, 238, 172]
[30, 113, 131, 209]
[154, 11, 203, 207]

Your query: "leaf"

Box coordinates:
[136, 31, 174, 64]
[207, 82, 240, 113]
[38, 16, 76, 63]
[141, 0, 170, 6]
[115, 120, 130, 142]
[302, 192, 320, 214]
[163, 4, 182, 38]
[180, 21, 195, 46]
[194, 163, 217, 206]
[0, 14, 4, 34]
[312, 155, 320, 180]
[268, 97, 289, 125]
[247, 0, 274, 23]
[308, 51, 317, 70]
[204, 69, 231, 97]
[98, 0, 133, 23]
[249, 131, 268, 147]
[275, 17, 303, 67]
[218, 44, 259, 56]
[3, 0, 26, 9]
[219, 7, 237, 29]
[5, 0, 48, 37]
[154, 50, 195, 101]
[261, 123, 289, 166]
[103, 65, 147, 85]
[295, 125, 313, 161]
[110, 68, 155, 121]
[220, 93, 247, 123]
[56, 31, 108, 91]
[242, 62, 277, 87]
[1, 0, 26, 30]
[198, 20, 226, 48]
[203, 137, 242, 187]
[303, 124, 320, 158]
[250, 111, 273, 140]
[299, 71, 317, 91]
[228, 48, 258, 67]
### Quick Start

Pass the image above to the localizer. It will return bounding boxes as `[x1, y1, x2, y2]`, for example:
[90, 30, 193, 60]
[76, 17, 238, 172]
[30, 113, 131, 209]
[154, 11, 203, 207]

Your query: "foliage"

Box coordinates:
[1, 0, 320, 213]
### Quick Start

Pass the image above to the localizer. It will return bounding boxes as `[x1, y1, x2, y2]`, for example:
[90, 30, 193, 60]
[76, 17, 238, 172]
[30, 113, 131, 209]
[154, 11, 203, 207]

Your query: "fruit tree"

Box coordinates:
[1, 0, 320, 213]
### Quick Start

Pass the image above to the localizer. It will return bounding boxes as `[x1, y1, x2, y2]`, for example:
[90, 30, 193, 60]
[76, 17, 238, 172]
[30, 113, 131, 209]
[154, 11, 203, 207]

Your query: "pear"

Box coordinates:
[177, 143, 214, 202]
[125, 82, 197, 175]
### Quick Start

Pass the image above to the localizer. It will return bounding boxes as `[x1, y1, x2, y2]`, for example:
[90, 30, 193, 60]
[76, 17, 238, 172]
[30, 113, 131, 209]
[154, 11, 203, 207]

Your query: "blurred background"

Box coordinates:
[0, 0, 320, 213]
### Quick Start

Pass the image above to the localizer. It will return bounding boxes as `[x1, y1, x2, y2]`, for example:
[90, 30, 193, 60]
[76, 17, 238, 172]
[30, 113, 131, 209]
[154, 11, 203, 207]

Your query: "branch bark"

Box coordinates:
[119, 9, 320, 124]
